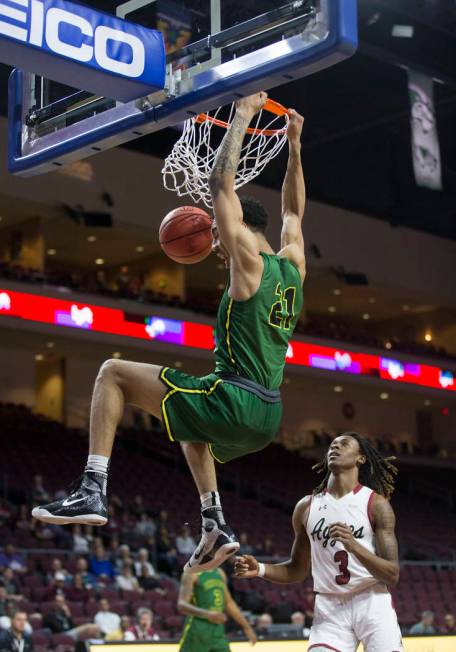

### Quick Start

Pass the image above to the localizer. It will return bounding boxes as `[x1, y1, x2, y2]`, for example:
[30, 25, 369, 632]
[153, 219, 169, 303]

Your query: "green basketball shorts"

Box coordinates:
[159, 367, 282, 463]
[179, 619, 230, 652]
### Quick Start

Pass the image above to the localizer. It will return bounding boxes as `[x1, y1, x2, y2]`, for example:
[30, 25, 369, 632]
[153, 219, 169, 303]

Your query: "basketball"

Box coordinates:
[159, 206, 213, 264]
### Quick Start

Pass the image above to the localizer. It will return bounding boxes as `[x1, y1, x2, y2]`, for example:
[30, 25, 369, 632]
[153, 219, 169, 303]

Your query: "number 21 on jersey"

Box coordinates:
[269, 283, 296, 331]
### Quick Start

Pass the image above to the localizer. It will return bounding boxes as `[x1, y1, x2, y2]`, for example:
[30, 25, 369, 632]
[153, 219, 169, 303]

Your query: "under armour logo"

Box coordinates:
[318, 505, 328, 511]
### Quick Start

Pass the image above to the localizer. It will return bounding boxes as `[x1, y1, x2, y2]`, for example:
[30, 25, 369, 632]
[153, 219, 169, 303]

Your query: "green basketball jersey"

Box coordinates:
[192, 569, 226, 614]
[214, 253, 303, 390]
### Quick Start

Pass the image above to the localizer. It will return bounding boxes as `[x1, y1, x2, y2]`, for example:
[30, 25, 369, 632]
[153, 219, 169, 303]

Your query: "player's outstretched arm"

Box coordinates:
[177, 573, 227, 624]
[221, 572, 257, 645]
[280, 109, 306, 282]
[209, 93, 267, 253]
[234, 497, 311, 584]
[329, 494, 400, 586]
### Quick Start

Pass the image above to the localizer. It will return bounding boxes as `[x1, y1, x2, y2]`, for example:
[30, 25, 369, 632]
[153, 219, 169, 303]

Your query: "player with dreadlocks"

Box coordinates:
[235, 432, 403, 652]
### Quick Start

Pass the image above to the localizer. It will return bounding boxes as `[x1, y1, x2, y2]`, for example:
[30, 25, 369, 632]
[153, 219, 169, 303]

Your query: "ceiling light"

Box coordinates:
[334, 385, 343, 393]
[392, 25, 414, 38]
[0, 216, 3, 222]
[87, 235, 97, 242]
[424, 332, 432, 342]
[333, 289, 341, 296]
[217, 283, 225, 290]
[328, 306, 336, 313]
[380, 392, 389, 400]
[385, 341, 392, 350]
[217, 264, 225, 271]
[46, 342, 55, 349]
[368, 297, 376, 304]
[136, 246, 145, 253]
[424, 400, 431, 407]
[283, 377, 291, 385]
[174, 361, 182, 368]
[35, 354, 44, 361]
[95, 258, 104, 265]
[47, 249, 56, 256]
[112, 352, 122, 359]
[402, 305, 410, 311]
[362, 313, 370, 320]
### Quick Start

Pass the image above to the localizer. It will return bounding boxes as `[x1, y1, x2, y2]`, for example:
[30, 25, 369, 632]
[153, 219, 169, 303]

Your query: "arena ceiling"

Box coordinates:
[0, 0, 455, 240]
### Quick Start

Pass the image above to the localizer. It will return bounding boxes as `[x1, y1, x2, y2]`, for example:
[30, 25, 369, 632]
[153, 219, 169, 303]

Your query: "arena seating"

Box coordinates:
[0, 402, 455, 643]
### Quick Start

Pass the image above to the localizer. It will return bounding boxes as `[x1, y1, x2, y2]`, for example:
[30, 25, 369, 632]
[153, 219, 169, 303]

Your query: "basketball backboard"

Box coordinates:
[8, 0, 357, 176]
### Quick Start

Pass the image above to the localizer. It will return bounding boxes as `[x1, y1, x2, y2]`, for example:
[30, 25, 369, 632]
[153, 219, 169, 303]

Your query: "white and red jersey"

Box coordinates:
[305, 483, 379, 595]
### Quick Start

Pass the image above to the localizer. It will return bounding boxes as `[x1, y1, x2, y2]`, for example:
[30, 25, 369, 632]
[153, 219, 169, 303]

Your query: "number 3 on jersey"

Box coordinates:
[334, 550, 351, 585]
[269, 284, 296, 331]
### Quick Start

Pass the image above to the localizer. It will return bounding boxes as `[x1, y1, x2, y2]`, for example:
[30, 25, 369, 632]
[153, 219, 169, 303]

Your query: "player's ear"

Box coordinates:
[357, 455, 366, 467]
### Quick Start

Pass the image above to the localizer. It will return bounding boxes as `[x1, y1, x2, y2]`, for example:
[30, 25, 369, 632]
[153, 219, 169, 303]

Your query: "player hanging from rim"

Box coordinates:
[235, 432, 403, 652]
[177, 567, 256, 652]
[32, 91, 306, 574]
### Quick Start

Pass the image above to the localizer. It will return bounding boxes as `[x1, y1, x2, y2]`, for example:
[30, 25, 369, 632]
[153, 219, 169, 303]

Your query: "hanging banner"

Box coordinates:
[408, 70, 442, 190]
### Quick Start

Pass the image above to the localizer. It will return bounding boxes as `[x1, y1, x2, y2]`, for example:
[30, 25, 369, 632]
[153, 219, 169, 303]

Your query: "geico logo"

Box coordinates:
[45, 8, 146, 77]
[1, 1, 146, 78]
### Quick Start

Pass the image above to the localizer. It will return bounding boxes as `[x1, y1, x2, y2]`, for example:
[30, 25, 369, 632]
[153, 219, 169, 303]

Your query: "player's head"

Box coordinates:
[211, 196, 268, 267]
[312, 432, 398, 498]
[239, 196, 269, 233]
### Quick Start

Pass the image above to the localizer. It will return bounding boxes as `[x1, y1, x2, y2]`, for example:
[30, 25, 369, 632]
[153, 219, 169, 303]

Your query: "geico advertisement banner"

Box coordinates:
[93, 637, 456, 652]
[0, 0, 165, 101]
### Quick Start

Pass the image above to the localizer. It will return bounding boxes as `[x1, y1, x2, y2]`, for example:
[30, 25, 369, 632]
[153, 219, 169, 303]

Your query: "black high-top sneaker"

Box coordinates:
[32, 471, 108, 526]
[184, 517, 239, 574]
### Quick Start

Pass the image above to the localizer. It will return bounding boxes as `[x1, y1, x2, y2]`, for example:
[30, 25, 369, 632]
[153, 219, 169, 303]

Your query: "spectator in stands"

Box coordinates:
[47, 559, 70, 584]
[0, 610, 33, 652]
[114, 545, 134, 573]
[175, 525, 196, 557]
[135, 513, 156, 539]
[269, 590, 294, 623]
[256, 613, 272, 636]
[72, 525, 90, 554]
[238, 532, 254, 556]
[42, 571, 69, 601]
[14, 506, 31, 532]
[115, 565, 140, 592]
[156, 526, 178, 576]
[0, 586, 9, 618]
[0, 546, 26, 574]
[32, 475, 50, 504]
[440, 613, 455, 634]
[132, 495, 146, 519]
[89, 546, 116, 580]
[1, 570, 22, 600]
[137, 564, 159, 591]
[75, 557, 95, 588]
[291, 611, 310, 638]
[0, 500, 11, 527]
[94, 598, 121, 636]
[262, 537, 275, 557]
[134, 549, 156, 578]
[409, 611, 436, 634]
[66, 574, 88, 602]
[105, 616, 131, 642]
[42, 595, 100, 640]
[125, 608, 160, 641]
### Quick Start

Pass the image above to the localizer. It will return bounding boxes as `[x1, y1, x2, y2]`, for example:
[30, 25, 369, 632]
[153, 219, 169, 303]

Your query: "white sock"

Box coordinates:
[86, 454, 109, 475]
[200, 491, 225, 524]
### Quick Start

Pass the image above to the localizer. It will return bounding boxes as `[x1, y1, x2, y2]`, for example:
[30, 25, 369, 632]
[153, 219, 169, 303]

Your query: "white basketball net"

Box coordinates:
[162, 102, 289, 209]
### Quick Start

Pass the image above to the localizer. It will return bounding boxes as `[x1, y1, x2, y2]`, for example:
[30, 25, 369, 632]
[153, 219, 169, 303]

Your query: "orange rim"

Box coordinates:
[194, 98, 289, 136]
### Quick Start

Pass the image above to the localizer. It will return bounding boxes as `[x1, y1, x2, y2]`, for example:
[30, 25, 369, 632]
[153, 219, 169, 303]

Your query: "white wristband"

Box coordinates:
[257, 562, 266, 578]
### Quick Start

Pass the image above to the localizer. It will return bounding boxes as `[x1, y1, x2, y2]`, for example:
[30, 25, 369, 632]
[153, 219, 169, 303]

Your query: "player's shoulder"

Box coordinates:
[293, 495, 313, 521]
[277, 244, 306, 283]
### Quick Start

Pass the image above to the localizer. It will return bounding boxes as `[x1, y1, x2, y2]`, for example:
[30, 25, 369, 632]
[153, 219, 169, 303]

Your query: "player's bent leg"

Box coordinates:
[181, 442, 239, 573]
[32, 359, 167, 526]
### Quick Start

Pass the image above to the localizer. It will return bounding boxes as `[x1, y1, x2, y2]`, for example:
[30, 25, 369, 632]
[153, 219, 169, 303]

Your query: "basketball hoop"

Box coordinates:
[162, 99, 290, 209]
